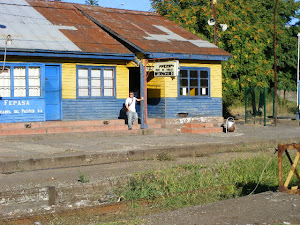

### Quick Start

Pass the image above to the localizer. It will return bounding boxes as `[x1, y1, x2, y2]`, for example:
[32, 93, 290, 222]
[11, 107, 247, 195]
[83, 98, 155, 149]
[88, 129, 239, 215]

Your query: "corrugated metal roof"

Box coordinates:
[76, 5, 231, 57]
[0, 0, 132, 54]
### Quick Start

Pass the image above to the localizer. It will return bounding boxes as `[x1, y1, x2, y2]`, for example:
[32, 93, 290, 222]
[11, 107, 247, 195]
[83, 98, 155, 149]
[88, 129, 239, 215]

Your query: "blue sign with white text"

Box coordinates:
[0, 99, 45, 123]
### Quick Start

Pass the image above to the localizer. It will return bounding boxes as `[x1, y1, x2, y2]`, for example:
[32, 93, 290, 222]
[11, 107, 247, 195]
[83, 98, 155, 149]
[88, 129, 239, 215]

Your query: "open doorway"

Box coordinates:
[129, 67, 140, 98]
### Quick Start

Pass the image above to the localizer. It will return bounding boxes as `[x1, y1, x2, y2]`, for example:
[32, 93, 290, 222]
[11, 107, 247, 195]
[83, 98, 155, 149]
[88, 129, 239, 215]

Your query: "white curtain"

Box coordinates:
[91, 69, 101, 96]
[14, 67, 26, 97]
[103, 69, 114, 96]
[0, 68, 11, 97]
[29, 67, 41, 96]
[78, 68, 89, 97]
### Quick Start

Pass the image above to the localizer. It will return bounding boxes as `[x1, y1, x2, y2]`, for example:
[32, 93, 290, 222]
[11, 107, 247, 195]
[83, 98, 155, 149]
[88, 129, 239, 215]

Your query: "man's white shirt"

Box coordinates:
[125, 97, 137, 112]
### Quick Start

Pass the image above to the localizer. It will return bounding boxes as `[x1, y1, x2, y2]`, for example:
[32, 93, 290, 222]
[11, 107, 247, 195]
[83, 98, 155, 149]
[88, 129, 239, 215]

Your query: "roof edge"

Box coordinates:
[145, 52, 231, 61]
[0, 49, 135, 60]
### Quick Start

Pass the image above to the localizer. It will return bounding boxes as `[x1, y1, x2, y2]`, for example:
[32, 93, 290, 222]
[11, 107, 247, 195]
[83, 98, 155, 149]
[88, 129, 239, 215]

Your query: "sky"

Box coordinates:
[63, 0, 153, 11]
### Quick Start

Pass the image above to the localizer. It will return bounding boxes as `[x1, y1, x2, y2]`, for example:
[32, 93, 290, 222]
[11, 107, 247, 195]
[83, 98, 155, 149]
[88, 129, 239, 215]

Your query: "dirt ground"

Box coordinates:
[143, 191, 300, 225]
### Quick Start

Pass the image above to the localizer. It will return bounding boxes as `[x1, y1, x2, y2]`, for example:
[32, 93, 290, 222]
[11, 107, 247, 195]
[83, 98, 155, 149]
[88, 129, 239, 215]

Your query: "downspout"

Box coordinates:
[134, 58, 148, 129]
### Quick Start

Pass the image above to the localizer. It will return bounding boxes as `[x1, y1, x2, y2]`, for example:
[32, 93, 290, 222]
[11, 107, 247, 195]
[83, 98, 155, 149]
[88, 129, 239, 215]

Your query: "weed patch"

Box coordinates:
[114, 153, 299, 210]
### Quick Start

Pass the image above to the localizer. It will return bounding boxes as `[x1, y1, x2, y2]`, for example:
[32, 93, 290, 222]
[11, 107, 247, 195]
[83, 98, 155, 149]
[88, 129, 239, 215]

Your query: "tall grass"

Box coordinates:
[228, 96, 297, 118]
[114, 154, 299, 210]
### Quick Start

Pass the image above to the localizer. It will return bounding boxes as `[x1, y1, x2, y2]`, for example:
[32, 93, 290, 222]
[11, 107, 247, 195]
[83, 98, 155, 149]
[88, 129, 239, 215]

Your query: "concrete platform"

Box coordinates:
[0, 121, 300, 173]
[0, 120, 300, 219]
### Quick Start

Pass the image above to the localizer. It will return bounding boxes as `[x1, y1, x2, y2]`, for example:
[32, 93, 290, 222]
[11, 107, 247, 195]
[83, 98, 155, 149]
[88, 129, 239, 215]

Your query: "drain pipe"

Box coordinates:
[134, 58, 148, 129]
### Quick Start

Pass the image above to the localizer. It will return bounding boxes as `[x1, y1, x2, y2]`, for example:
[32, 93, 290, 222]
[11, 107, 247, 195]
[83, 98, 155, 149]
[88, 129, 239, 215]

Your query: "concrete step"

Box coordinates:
[181, 127, 223, 134]
[0, 123, 164, 136]
[0, 119, 165, 136]
[185, 123, 215, 129]
[0, 119, 127, 130]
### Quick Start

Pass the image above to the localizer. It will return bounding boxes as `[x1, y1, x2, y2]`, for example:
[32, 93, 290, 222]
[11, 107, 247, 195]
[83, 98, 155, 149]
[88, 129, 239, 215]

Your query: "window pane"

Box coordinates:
[14, 67, 26, 97]
[91, 88, 101, 96]
[29, 67, 41, 96]
[104, 69, 114, 96]
[201, 79, 208, 87]
[91, 69, 101, 78]
[78, 88, 89, 97]
[200, 71, 208, 78]
[78, 78, 88, 87]
[180, 79, 188, 86]
[189, 88, 199, 96]
[91, 79, 101, 88]
[104, 69, 113, 79]
[201, 88, 208, 96]
[190, 79, 198, 86]
[180, 87, 188, 96]
[104, 88, 113, 96]
[190, 70, 198, 79]
[180, 70, 188, 78]
[104, 79, 113, 88]
[0, 68, 11, 97]
[78, 68, 88, 78]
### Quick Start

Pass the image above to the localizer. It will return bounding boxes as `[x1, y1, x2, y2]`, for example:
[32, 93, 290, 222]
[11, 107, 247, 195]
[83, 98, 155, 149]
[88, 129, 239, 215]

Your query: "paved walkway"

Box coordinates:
[0, 121, 299, 161]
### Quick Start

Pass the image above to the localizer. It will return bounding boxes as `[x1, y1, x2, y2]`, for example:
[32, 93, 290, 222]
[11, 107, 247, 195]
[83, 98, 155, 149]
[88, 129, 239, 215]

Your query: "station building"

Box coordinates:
[0, 0, 230, 128]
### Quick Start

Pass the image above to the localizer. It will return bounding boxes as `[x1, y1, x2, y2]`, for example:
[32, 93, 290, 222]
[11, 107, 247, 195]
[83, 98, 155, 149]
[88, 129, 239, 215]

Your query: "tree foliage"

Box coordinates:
[85, 0, 99, 6]
[150, 0, 300, 103]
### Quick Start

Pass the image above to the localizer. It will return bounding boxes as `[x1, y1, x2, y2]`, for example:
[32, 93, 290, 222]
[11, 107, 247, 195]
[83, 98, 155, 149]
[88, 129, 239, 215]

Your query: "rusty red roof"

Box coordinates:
[25, 0, 132, 55]
[76, 5, 231, 59]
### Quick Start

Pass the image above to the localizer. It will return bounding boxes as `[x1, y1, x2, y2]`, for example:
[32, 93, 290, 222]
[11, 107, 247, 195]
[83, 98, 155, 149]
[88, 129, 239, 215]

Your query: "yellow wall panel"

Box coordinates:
[116, 65, 129, 99]
[165, 76, 177, 98]
[147, 77, 165, 98]
[62, 63, 76, 99]
[210, 64, 222, 98]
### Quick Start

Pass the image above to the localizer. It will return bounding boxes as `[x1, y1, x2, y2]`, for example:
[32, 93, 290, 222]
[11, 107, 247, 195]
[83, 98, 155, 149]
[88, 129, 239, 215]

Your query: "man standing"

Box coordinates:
[125, 91, 143, 130]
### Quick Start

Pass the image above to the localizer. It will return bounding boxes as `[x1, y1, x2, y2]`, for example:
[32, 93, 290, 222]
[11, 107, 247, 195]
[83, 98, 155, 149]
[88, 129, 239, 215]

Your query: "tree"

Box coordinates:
[85, 0, 99, 6]
[150, 0, 300, 105]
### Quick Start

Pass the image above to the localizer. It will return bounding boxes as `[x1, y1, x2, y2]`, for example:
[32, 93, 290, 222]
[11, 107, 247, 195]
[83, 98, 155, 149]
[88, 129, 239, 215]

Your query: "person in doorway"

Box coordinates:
[125, 91, 143, 130]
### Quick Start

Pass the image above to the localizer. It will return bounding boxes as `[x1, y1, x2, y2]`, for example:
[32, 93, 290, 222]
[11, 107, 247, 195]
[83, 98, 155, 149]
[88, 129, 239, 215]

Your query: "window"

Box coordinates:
[0, 68, 11, 97]
[179, 67, 210, 97]
[0, 65, 41, 98]
[77, 66, 115, 98]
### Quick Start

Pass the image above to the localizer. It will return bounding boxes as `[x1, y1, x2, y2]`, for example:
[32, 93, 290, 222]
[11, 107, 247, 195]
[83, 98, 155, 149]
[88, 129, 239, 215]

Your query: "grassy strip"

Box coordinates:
[3, 153, 299, 225]
[113, 153, 298, 212]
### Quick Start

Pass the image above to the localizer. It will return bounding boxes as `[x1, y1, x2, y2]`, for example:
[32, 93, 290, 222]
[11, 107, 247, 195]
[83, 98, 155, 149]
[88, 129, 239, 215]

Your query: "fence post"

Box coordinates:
[264, 87, 266, 126]
[245, 88, 247, 124]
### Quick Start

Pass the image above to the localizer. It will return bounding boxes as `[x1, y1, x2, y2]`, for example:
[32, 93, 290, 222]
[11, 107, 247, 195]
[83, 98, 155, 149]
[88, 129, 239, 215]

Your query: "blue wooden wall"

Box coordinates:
[165, 97, 222, 118]
[61, 97, 222, 121]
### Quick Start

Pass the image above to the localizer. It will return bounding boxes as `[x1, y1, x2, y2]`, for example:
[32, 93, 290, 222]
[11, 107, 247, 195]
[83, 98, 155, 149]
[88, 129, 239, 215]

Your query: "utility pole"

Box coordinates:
[273, 0, 278, 126]
[212, 0, 217, 46]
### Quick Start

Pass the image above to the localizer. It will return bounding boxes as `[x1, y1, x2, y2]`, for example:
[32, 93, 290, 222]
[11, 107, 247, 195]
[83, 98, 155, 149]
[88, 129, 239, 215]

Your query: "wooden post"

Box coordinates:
[212, 0, 217, 46]
[273, 0, 278, 126]
[144, 59, 148, 127]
